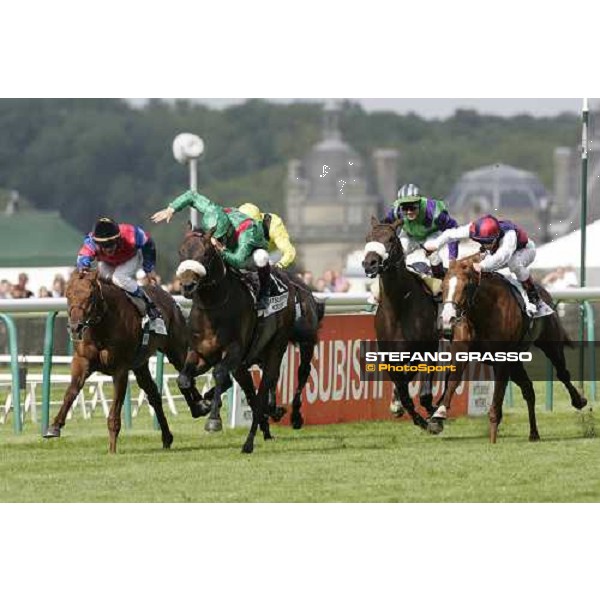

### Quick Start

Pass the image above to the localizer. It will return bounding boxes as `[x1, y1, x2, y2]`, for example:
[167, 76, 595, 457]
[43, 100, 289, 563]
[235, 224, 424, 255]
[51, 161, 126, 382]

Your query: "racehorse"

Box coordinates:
[175, 227, 307, 453]
[429, 255, 587, 442]
[44, 270, 205, 453]
[362, 216, 441, 430]
[265, 277, 325, 429]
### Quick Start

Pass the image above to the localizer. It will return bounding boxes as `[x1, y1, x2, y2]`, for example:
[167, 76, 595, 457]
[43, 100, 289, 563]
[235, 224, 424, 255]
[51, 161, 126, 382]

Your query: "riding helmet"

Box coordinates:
[397, 183, 421, 199]
[92, 217, 121, 243]
[469, 215, 501, 244]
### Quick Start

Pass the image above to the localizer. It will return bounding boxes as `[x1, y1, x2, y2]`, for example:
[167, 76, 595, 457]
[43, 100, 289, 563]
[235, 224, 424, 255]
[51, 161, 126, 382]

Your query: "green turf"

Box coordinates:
[1, 385, 599, 502]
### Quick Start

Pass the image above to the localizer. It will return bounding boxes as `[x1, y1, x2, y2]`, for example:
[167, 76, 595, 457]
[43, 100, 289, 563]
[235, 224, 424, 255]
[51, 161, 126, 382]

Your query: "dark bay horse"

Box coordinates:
[176, 228, 309, 453]
[44, 270, 205, 453]
[362, 216, 440, 430]
[429, 255, 587, 442]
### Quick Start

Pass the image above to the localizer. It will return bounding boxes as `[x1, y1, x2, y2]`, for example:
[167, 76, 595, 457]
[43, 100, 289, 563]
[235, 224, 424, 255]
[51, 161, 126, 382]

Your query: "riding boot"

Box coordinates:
[257, 264, 271, 311]
[522, 277, 541, 306]
[431, 263, 445, 279]
[133, 288, 161, 320]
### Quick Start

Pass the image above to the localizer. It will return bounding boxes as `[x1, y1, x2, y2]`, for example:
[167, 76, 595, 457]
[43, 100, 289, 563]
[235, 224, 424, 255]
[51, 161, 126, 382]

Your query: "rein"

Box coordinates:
[68, 278, 107, 341]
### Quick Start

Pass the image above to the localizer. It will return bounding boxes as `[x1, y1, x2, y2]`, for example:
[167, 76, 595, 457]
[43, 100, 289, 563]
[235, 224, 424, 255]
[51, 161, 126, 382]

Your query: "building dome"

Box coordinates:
[448, 163, 548, 213]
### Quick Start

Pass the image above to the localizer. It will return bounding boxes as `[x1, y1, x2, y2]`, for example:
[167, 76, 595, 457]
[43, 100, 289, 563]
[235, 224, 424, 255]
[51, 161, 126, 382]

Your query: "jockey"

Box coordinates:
[76, 217, 163, 323]
[238, 202, 297, 269]
[384, 186, 459, 279]
[424, 214, 541, 308]
[151, 191, 272, 310]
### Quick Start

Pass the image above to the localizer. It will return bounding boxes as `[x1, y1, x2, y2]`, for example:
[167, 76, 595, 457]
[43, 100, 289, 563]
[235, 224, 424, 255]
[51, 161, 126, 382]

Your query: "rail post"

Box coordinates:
[0, 313, 22, 433]
[41, 311, 58, 435]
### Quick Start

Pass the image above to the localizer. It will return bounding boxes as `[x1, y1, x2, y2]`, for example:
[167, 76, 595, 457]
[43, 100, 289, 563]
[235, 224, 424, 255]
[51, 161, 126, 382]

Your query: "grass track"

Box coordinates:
[1, 388, 599, 502]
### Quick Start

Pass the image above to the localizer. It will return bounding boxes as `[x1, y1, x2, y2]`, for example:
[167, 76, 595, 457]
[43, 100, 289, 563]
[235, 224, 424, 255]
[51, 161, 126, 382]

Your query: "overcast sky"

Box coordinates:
[168, 98, 585, 119]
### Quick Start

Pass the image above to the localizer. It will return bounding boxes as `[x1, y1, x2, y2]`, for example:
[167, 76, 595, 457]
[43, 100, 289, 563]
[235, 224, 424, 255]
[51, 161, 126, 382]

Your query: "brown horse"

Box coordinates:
[176, 228, 304, 453]
[429, 255, 587, 442]
[44, 270, 205, 453]
[362, 216, 440, 430]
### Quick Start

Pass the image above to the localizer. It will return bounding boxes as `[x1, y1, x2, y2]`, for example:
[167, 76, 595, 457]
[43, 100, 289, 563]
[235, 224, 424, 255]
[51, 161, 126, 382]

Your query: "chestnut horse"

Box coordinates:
[44, 270, 205, 453]
[362, 216, 441, 430]
[176, 228, 309, 453]
[429, 255, 587, 442]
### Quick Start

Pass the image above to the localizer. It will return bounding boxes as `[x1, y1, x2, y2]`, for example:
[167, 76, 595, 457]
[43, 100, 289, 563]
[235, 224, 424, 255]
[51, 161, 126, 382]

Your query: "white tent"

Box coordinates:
[533, 219, 600, 269]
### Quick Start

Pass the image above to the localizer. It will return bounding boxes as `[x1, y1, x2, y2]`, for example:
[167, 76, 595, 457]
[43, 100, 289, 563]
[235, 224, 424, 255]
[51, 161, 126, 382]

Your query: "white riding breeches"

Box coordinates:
[399, 230, 443, 266]
[98, 250, 142, 294]
[507, 241, 536, 282]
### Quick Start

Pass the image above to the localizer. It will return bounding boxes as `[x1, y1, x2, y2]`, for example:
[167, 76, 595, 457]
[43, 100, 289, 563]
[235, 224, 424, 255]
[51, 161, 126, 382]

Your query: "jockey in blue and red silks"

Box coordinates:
[425, 214, 542, 310]
[77, 217, 163, 323]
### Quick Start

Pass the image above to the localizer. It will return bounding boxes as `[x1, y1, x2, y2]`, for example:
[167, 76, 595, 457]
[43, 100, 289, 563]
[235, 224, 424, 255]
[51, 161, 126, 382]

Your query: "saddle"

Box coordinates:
[406, 262, 443, 298]
[231, 268, 290, 317]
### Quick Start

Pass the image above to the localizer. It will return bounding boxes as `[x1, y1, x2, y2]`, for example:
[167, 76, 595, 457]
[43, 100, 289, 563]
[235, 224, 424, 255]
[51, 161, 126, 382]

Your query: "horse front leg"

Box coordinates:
[242, 340, 288, 453]
[107, 369, 128, 454]
[177, 349, 212, 417]
[44, 356, 91, 438]
[428, 335, 470, 435]
[489, 364, 510, 444]
[392, 374, 428, 431]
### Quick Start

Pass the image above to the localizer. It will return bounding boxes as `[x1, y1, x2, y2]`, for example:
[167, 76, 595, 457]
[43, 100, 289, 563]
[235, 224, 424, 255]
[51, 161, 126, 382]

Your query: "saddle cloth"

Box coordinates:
[499, 272, 554, 319]
[232, 269, 290, 318]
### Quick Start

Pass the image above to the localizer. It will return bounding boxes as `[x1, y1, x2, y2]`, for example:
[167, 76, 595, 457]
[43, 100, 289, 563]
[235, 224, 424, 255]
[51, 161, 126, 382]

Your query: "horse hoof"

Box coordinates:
[291, 415, 304, 430]
[241, 443, 254, 454]
[268, 406, 287, 422]
[573, 397, 588, 410]
[204, 418, 223, 433]
[389, 401, 405, 418]
[43, 426, 61, 439]
[190, 401, 211, 419]
[427, 418, 444, 435]
[163, 433, 174, 449]
[529, 434, 541, 442]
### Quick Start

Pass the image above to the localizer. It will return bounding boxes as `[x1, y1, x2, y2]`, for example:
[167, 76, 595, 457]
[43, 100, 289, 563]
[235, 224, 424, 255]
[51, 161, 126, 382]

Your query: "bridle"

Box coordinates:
[182, 231, 230, 308]
[443, 267, 480, 328]
[68, 277, 106, 341]
[371, 227, 405, 274]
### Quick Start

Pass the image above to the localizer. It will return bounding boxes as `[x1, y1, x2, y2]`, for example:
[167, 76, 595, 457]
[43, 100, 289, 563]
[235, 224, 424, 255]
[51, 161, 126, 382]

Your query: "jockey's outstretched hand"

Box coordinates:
[210, 237, 225, 252]
[422, 240, 437, 254]
[151, 207, 175, 224]
[146, 271, 158, 285]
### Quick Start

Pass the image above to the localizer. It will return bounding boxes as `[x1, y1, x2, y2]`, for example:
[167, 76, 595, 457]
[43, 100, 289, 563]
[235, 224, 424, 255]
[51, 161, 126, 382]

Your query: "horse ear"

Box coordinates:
[370, 215, 379, 227]
[391, 218, 403, 231]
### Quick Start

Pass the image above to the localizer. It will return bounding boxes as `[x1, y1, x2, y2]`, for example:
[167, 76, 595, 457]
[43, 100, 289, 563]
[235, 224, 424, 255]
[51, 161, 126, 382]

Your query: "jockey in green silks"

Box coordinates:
[152, 190, 272, 310]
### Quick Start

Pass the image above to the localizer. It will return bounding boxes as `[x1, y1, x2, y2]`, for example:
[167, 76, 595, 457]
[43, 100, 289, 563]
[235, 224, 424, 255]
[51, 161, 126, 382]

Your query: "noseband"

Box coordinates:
[183, 231, 227, 289]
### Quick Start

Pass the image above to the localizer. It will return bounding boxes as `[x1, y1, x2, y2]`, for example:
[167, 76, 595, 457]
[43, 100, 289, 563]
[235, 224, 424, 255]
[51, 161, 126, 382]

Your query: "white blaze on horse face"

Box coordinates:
[176, 260, 206, 279]
[441, 275, 458, 329]
[364, 241, 389, 261]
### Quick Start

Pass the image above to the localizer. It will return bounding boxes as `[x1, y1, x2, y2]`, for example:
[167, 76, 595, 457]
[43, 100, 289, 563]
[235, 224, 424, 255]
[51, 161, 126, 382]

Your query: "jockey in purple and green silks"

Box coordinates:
[384, 187, 459, 279]
[151, 190, 272, 309]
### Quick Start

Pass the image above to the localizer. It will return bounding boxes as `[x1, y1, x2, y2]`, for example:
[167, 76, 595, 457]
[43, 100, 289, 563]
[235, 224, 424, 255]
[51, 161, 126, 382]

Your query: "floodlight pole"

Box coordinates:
[579, 98, 589, 387]
[172, 133, 205, 229]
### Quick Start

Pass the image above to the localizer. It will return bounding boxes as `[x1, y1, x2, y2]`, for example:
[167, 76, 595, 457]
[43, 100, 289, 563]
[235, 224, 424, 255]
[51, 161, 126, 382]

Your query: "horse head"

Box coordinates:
[66, 270, 105, 341]
[362, 215, 404, 278]
[440, 255, 481, 337]
[176, 227, 225, 298]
